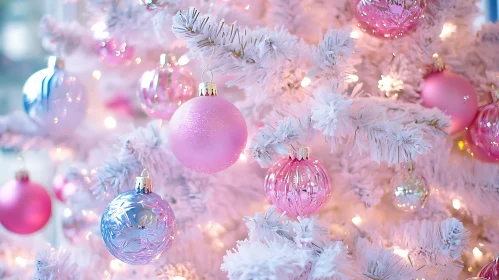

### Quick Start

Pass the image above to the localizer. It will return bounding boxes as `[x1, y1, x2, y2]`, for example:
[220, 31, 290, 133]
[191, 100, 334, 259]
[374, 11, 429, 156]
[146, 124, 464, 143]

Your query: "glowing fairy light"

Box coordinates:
[393, 246, 409, 260]
[458, 140, 465, 151]
[173, 277, 186, 280]
[92, 70, 102, 80]
[440, 22, 457, 39]
[301, 77, 312, 88]
[473, 247, 483, 260]
[15, 257, 27, 267]
[110, 259, 124, 271]
[135, 57, 142, 64]
[178, 54, 190, 66]
[378, 75, 403, 97]
[91, 21, 109, 39]
[452, 198, 461, 210]
[239, 153, 247, 161]
[352, 215, 362, 225]
[104, 116, 117, 129]
[350, 29, 362, 39]
[245, 5, 250, 10]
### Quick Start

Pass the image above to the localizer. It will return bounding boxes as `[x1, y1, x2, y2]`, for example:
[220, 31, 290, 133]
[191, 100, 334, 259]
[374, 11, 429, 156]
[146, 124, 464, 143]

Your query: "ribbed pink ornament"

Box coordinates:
[468, 102, 499, 161]
[478, 257, 499, 280]
[352, 0, 426, 39]
[264, 148, 331, 218]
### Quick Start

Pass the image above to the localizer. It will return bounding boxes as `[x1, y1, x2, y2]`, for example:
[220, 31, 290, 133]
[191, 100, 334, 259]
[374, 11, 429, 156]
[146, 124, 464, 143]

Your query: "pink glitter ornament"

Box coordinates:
[468, 97, 499, 161]
[264, 147, 331, 219]
[478, 257, 499, 280]
[0, 171, 52, 234]
[169, 82, 248, 174]
[420, 70, 478, 135]
[352, 0, 426, 39]
[98, 38, 135, 66]
[138, 54, 196, 120]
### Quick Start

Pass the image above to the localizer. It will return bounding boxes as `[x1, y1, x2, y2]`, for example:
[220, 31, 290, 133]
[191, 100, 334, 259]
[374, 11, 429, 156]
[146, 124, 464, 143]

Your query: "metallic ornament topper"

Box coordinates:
[135, 169, 154, 194]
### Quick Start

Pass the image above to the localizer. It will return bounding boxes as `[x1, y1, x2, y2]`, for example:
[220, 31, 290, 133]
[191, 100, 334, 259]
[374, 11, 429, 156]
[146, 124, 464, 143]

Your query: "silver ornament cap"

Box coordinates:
[289, 147, 310, 160]
[47, 56, 64, 70]
[198, 82, 217, 96]
[15, 170, 30, 182]
[135, 169, 154, 194]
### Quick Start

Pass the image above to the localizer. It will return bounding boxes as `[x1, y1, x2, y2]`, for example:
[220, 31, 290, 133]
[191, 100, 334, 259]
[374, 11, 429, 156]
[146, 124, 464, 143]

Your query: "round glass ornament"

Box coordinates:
[392, 163, 429, 212]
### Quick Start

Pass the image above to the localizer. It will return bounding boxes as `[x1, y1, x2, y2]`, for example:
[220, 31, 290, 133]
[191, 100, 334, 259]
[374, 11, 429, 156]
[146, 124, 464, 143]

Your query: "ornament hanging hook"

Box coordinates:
[141, 168, 150, 178]
[201, 46, 216, 83]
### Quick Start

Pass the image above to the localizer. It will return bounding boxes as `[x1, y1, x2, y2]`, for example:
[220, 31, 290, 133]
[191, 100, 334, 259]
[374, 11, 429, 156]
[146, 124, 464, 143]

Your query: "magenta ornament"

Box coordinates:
[420, 71, 478, 135]
[468, 102, 499, 161]
[52, 174, 69, 203]
[351, 0, 426, 39]
[264, 148, 331, 219]
[0, 171, 52, 234]
[478, 257, 499, 280]
[23, 56, 87, 138]
[98, 38, 135, 66]
[138, 54, 196, 120]
[169, 82, 248, 174]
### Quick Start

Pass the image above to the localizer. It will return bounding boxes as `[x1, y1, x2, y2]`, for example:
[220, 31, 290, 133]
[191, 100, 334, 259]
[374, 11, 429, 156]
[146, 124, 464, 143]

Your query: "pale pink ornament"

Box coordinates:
[138, 54, 196, 120]
[98, 38, 135, 66]
[352, 0, 426, 39]
[420, 70, 478, 135]
[105, 93, 136, 117]
[0, 171, 52, 234]
[468, 97, 499, 161]
[169, 82, 248, 174]
[463, 131, 496, 163]
[264, 147, 331, 219]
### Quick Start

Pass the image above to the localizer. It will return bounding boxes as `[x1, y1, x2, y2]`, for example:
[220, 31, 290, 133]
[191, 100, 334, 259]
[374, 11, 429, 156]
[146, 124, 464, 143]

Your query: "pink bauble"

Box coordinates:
[105, 93, 136, 117]
[463, 131, 496, 162]
[169, 95, 248, 173]
[478, 258, 499, 280]
[138, 63, 196, 120]
[0, 171, 52, 234]
[352, 0, 426, 39]
[98, 38, 135, 66]
[264, 148, 331, 218]
[52, 174, 68, 202]
[468, 102, 499, 161]
[420, 71, 478, 135]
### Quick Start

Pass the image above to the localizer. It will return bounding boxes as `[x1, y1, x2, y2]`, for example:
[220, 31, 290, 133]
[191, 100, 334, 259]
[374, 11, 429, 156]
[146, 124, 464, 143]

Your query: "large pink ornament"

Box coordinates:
[420, 71, 478, 135]
[98, 38, 135, 66]
[0, 171, 52, 234]
[138, 54, 196, 120]
[169, 82, 248, 174]
[478, 257, 499, 280]
[352, 0, 426, 39]
[264, 147, 331, 218]
[468, 101, 499, 161]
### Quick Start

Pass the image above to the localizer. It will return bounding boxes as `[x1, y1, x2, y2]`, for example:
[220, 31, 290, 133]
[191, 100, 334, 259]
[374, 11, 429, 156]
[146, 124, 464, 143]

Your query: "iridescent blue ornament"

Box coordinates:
[100, 170, 176, 265]
[23, 56, 87, 137]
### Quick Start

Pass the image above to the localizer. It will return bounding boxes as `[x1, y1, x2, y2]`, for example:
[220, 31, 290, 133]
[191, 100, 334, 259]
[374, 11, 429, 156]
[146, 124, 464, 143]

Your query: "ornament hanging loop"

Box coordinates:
[201, 46, 216, 83]
[136, 168, 153, 194]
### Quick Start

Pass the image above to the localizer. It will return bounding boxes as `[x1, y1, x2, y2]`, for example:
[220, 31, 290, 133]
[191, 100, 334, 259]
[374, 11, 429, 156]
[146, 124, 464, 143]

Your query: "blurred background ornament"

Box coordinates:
[0, 170, 52, 234]
[98, 38, 135, 66]
[478, 256, 499, 280]
[420, 70, 478, 135]
[105, 92, 137, 117]
[100, 170, 176, 265]
[392, 162, 429, 212]
[467, 89, 499, 162]
[138, 54, 196, 120]
[62, 206, 99, 244]
[351, 0, 426, 39]
[169, 82, 248, 174]
[264, 147, 331, 218]
[139, 0, 167, 10]
[23, 56, 88, 138]
[52, 164, 92, 203]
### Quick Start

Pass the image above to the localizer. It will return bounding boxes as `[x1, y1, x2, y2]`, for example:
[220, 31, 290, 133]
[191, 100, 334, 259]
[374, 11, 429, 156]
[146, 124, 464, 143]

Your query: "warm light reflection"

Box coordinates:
[393, 246, 409, 260]
[350, 30, 362, 39]
[452, 198, 461, 210]
[110, 259, 124, 271]
[239, 153, 247, 161]
[104, 116, 117, 129]
[458, 140, 465, 151]
[92, 70, 102, 80]
[15, 257, 27, 267]
[178, 54, 190, 66]
[440, 22, 457, 39]
[173, 277, 186, 280]
[378, 75, 403, 96]
[473, 247, 483, 260]
[352, 215, 362, 225]
[301, 77, 312, 88]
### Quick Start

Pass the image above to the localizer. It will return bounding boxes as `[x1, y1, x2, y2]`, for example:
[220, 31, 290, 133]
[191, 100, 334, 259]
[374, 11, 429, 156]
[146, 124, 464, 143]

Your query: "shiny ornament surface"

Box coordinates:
[23, 57, 87, 137]
[100, 190, 176, 265]
[139, 0, 167, 10]
[468, 102, 499, 161]
[62, 207, 99, 244]
[98, 38, 135, 66]
[463, 131, 496, 162]
[392, 169, 429, 212]
[264, 148, 331, 218]
[0, 171, 52, 234]
[169, 92, 248, 174]
[478, 258, 499, 280]
[138, 57, 196, 120]
[352, 0, 426, 39]
[420, 71, 478, 135]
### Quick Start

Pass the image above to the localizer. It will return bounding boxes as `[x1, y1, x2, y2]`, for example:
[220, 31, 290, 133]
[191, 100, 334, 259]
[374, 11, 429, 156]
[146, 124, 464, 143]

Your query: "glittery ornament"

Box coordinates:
[0, 170, 52, 234]
[392, 163, 428, 212]
[169, 82, 248, 174]
[264, 147, 331, 218]
[352, 0, 426, 39]
[139, 0, 167, 10]
[420, 70, 478, 135]
[478, 257, 499, 280]
[138, 54, 196, 120]
[62, 206, 99, 244]
[98, 38, 135, 66]
[23, 56, 87, 137]
[468, 93, 499, 161]
[101, 170, 176, 265]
